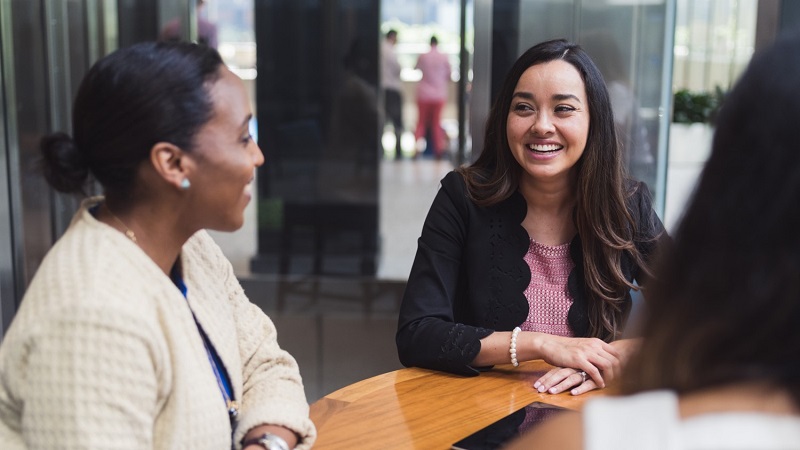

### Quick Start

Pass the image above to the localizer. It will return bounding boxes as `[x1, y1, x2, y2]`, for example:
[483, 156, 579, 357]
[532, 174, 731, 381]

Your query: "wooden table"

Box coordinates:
[310, 360, 608, 449]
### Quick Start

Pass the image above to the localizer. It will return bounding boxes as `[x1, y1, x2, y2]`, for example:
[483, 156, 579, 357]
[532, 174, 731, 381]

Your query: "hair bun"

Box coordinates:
[39, 132, 90, 194]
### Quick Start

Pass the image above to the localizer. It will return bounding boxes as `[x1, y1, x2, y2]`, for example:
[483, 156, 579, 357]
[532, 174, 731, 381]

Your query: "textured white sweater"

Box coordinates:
[0, 198, 316, 449]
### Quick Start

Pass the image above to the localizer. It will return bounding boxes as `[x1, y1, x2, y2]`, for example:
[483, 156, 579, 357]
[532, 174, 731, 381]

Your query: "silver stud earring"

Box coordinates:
[180, 178, 191, 190]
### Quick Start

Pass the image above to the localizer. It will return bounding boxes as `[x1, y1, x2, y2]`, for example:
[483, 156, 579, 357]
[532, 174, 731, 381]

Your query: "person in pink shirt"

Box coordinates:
[414, 36, 451, 158]
[160, 0, 219, 49]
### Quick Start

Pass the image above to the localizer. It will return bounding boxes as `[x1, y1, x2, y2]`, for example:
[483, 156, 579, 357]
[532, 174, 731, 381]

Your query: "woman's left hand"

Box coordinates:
[533, 338, 640, 395]
[534, 365, 605, 396]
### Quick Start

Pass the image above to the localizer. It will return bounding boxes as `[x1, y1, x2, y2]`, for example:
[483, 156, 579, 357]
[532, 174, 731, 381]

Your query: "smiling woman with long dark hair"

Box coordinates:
[397, 39, 667, 396]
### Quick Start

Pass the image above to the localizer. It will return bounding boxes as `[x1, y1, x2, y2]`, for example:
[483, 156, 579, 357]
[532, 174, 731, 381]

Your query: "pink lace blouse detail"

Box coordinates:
[521, 238, 575, 337]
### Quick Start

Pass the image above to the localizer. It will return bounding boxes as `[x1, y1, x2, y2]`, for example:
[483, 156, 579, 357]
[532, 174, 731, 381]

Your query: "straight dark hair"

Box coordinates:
[622, 32, 800, 404]
[458, 39, 648, 339]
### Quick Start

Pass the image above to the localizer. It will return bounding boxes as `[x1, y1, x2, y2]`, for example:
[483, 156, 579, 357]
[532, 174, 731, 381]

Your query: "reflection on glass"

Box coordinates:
[581, 30, 655, 186]
[10, 0, 57, 283]
[160, 0, 219, 49]
[252, 2, 380, 276]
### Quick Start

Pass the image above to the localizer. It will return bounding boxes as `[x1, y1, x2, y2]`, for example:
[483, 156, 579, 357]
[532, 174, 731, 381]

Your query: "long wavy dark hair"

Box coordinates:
[622, 33, 800, 405]
[457, 39, 648, 340]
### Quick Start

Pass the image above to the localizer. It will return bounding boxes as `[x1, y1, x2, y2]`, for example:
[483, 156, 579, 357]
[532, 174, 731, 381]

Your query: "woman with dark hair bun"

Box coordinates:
[397, 39, 667, 395]
[0, 41, 315, 450]
[506, 32, 800, 450]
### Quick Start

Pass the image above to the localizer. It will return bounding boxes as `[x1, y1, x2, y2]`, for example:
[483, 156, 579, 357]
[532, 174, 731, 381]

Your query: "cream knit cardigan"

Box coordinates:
[0, 198, 316, 449]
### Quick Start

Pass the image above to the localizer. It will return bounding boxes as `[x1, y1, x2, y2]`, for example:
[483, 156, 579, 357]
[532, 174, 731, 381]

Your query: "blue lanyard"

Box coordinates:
[171, 265, 238, 423]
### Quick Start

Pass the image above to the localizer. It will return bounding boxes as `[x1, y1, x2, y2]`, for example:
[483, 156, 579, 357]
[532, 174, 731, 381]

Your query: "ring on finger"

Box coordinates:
[577, 371, 587, 384]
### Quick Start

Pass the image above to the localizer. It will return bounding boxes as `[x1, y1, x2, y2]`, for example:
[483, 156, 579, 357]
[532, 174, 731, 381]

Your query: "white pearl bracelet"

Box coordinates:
[510, 326, 521, 367]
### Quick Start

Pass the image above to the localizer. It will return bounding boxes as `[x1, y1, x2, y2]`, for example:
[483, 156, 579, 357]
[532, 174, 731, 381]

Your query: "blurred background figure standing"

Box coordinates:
[160, 0, 219, 49]
[381, 29, 405, 160]
[414, 35, 451, 159]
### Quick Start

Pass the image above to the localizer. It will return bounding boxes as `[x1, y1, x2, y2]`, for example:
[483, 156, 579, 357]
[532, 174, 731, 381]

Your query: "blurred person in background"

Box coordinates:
[413, 35, 451, 159]
[160, 0, 219, 49]
[382, 29, 405, 160]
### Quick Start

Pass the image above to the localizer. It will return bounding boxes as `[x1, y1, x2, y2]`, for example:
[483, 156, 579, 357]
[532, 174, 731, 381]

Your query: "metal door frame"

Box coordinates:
[1, 0, 25, 336]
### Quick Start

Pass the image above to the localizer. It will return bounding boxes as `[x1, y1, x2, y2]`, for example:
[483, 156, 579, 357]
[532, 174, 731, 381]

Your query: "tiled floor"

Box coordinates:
[377, 157, 455, 280]
[241, 276, 408, 402]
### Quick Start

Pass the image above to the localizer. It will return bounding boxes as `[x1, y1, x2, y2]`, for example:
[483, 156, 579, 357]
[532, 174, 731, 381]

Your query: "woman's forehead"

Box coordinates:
[207, 69, 250, 124]
[514, 61, 587, 98]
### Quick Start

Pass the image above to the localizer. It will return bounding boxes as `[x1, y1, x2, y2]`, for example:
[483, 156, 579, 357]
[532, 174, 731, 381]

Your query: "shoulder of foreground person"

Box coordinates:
[503, 410, 583, 450]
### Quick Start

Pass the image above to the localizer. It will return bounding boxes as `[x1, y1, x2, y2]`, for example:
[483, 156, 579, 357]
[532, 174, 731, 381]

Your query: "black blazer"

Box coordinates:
[396, 171, 666, 376]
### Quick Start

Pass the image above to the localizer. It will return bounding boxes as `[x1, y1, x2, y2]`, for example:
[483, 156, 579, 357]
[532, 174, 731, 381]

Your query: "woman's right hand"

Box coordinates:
[528, 333, 621, 390]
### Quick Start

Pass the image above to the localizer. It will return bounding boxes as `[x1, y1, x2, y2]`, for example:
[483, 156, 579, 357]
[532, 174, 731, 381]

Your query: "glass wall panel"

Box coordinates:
[117, 0, 159, 47]
[49, 0, 96, 236]
[0, 0, 119, 336]
[203, 0, 258, 276]
[118, 0, 192, 48]
[253, 1, 381, 277]
[665, 0, 757, 230]
[516, 0, 575, 55]
[579, 0, 670, 193]
[673, 0, 757, 92]
[8, 0, 54, 285]
[1, 0, 21, 334]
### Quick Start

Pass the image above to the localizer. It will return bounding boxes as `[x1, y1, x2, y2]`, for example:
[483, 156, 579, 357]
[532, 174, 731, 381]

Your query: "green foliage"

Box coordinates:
[672, 87, 726, 124]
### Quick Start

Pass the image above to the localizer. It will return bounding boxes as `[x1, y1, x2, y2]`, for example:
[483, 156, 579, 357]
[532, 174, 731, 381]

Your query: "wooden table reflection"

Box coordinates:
[310, 360, 608, 449]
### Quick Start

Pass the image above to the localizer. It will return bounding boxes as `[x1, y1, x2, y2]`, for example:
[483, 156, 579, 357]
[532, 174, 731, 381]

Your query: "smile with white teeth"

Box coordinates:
[527, 144, 563, 153]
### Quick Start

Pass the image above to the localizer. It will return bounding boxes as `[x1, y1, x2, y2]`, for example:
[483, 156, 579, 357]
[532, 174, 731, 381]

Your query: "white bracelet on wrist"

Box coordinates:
[510, 326, 521, 367]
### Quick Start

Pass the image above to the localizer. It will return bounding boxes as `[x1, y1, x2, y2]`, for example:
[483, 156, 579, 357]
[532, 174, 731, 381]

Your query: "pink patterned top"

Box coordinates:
[521, 238, 575, 337]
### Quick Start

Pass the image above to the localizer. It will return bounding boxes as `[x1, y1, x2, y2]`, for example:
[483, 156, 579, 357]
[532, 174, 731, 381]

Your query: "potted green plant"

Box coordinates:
[669, 87, 726, 163]
[665, 87, 726, 231]
[672, 87, 725, 124]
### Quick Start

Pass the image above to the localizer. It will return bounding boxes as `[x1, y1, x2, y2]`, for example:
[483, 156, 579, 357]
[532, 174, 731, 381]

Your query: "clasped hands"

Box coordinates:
[533, 336, 635, 396]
